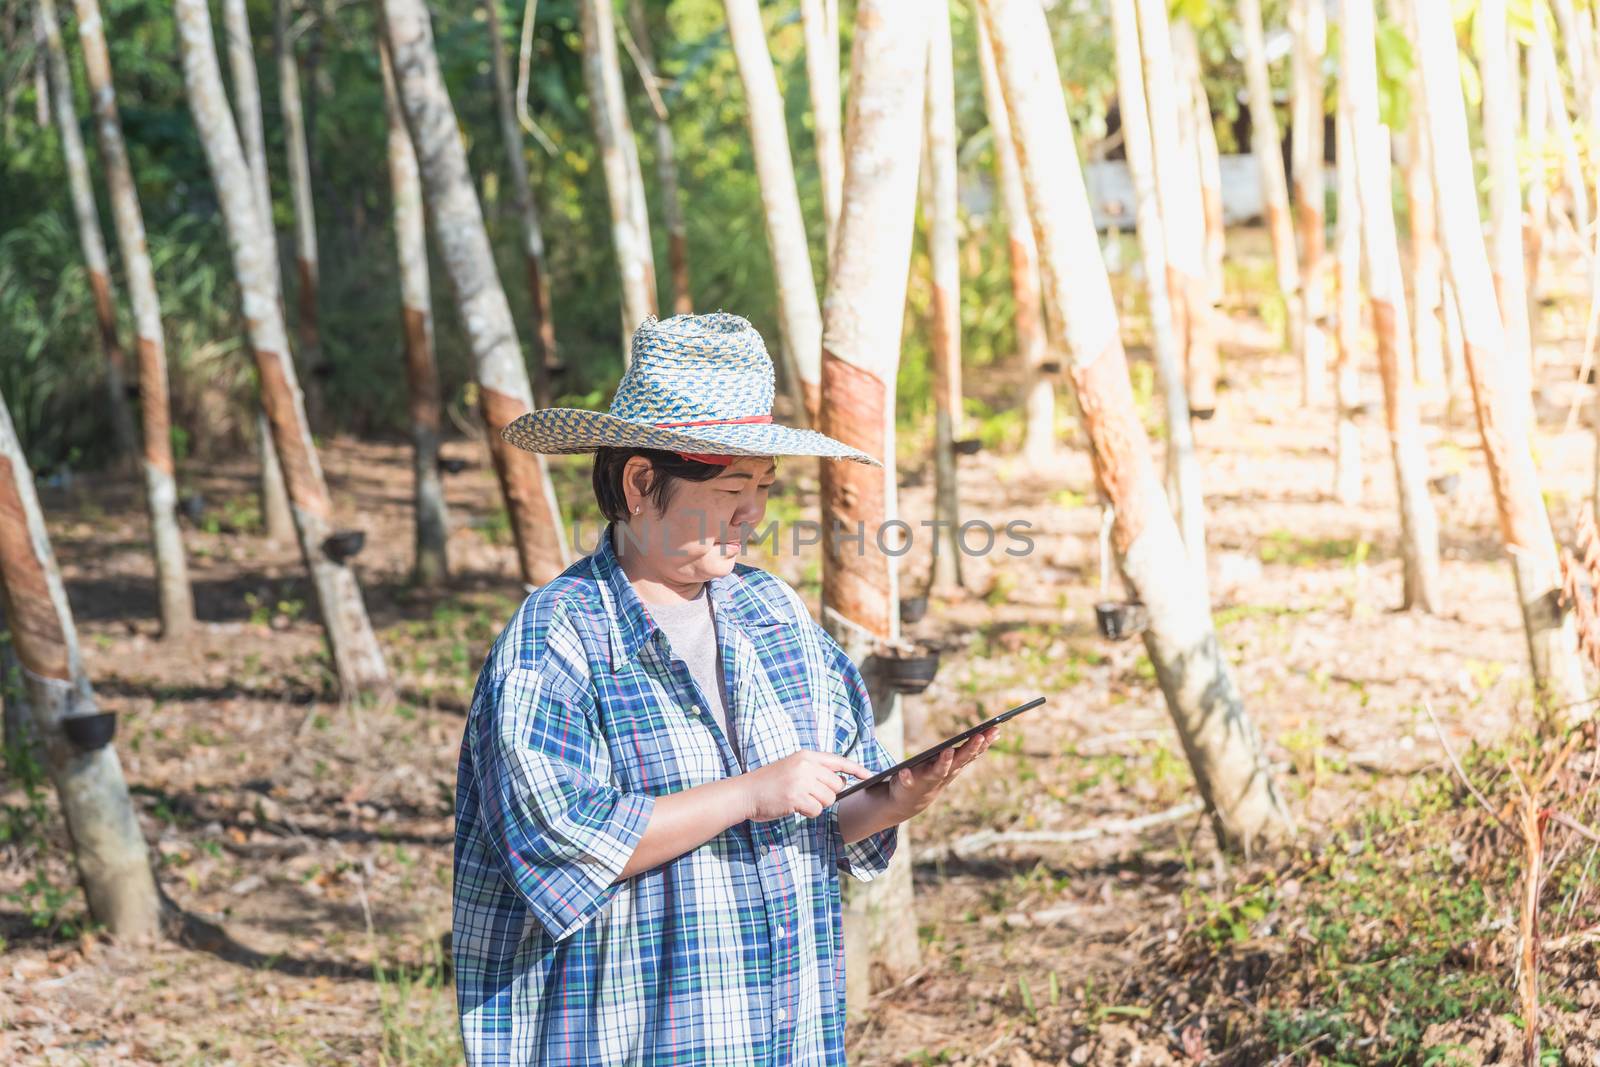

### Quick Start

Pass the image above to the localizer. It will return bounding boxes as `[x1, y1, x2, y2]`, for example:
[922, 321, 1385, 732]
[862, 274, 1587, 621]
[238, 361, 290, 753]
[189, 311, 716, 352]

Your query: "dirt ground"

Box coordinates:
[4, 231, 1600, 1065]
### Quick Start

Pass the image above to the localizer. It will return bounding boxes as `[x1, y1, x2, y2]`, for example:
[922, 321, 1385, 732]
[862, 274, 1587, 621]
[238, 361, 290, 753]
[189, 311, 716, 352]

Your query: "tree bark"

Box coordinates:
[33, 0, 138, 460]
[817, 0, 927, 1009]
[975, 15, 1054, 471]
[1403, 102, 1446, 392]
[1135, 0, 1216, 417]
[379, 37, 448, 588]
[1175, 21, 1225, 309]
[978, 0, 1293, 851]
[1410, 0, 1590, 720]
[1289, 0, 1328, 406]
[799, 0, 843, 266]
[723, 0, 819, 425]
[1110, 0, 1208, 586]
[486, 0, 558, 407]
[1238, 0, 1302, 372]
[625, 0, 691, 317]
[1534, 23, 1590, 239]
[0, 385, 161, 939]
[923, 1, 963, 594]
[176, 0, 389, 696]
[1333, 109, 1364, 506]
[1342, 0, 1440, 613]
[276, 0, 326, 430]
[378, 0, 570, 589]
[580, 0, 656, 358]
[1524, 33, 1548, 308]
[73, 0, 195, 640]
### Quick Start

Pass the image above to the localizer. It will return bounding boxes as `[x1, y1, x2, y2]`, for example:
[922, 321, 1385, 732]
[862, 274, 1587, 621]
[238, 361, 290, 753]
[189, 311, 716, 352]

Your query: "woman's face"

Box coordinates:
[621, 455, 777, 583]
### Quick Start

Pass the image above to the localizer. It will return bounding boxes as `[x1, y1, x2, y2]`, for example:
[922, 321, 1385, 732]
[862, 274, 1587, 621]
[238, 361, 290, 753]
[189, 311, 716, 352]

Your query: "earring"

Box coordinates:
[632, 504, 641, 515]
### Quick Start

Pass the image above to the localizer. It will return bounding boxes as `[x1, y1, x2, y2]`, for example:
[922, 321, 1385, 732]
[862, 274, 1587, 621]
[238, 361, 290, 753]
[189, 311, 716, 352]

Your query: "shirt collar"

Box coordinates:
[592, 521, 787, 671]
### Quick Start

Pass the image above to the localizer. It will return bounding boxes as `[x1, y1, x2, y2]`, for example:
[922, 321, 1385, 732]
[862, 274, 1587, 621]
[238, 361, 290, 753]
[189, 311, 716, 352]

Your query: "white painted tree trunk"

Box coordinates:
[1535, 24, 1591, 237]
[975, 16, 1055, 471]
[1411, 0, 1591, 721]
[816, 0, 927, 1011]
[1290, 0, 1328, 406]
[1178, 25, 1226, 308]
[33, 0, 137, 458]
[1239, 0, 1302, 367]
[580, 0, 656, 357]
[73, 0, 195, 640]
[275, 0, 326, 429]
[979, 0, 1293, 852]
[1525, 33, 1549, 308]
[625, 0, 691, 316]
[379, 37, 448, 588]
[0, 386, 161, 939]
[1342, 0, 1440, 613]
[724, 0, 820, 424]
[1403, 113, 1447, 392]
[799, 0, 843, 265]
[1110, 0, 1208, 587]
[378, 0, 570, 590]
[176, 0, 390, 696]
[1333, 108, 1364, 506]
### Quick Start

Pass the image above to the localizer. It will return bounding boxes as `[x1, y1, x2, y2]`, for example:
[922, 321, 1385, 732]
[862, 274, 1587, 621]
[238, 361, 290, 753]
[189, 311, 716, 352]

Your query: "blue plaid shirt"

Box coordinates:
[452, 523, 899, 1065]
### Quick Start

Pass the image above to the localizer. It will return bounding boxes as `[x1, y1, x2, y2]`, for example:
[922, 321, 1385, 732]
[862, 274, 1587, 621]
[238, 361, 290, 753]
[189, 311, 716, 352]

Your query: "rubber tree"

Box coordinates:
[0, 385, 161, 939]
[1535, 14, 1590, 235]
[485, 0, 559, 408]
[724, 0, 819, 423]
[1239, 0, 1302, 381]
[978, 0, 1294, 851]
[34, 0, 136, 457]
[176, 0, 389, 696]
[1343, 0, 1440, 613]
[624, 0, 692, 316]
[799, 0, 843, 263]
[581, 0, 656, 357]
[1524, 24, 1548, 305]
[276, 0, 327, 427]
[1290, 0, 1329, 406]
[975, 15, 1055, 470]
[379, 37, 448, 588]
[1177, 24, 1225, 308]
[1403, 96, 1447, 391]
[1411, 0, 1590, 720]
[378, 0, 570, 587]
[1333, 107, 1364, 505]
[1478, 0, 1535, 418]
[218, 0, 295, 544]
[1135, 0, 1217, 416]
[73, 0, 194, 639]
[923, 0, 964, 594]
[815, 0, 927, 1010]
[1110, 0, 1208, 588]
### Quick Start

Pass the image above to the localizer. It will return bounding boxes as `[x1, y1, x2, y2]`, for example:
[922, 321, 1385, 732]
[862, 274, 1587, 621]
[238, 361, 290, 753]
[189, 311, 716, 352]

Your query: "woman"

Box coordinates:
[452, 313, 996, 1066]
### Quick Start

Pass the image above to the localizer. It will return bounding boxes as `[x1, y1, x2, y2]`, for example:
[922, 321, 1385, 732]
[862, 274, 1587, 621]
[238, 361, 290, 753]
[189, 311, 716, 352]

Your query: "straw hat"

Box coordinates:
[502, 313, 882, 467]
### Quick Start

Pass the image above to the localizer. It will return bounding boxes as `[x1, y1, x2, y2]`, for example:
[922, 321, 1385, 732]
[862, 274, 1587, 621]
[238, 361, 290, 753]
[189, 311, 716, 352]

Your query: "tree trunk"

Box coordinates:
[1333, 109, 1364, 506]
[724, 0, 820, 425]
[975, 16, 1055, 471]
[276, 0, 326, 430]
[33, 0, 138, 460]
[817, 0, 927, 1010]
[1289, 0, 1328, 406]
[486, 0, 559, 408]
[923, 1, 964, 594]
[1524, 36, 1547, 308]
[1410, 0, 1590, 721]
[378, 0, 570, 589]
[1110, 0, 1208, 585]
[73, 0, 195, 640]
[625, 0, 691, 317]
[979, 0, 1293, 851]
[1535, 24, 1590, 238]
[1342, 0, 1440, 614]
[799, 0, 843, 266]
[1239, 0, 1302, 370]
[580, 0, 656, 358]
[1135, 0, 1217, 417]
[1174, 21, 1225, 309]
[176, 0, 389, 696]
[379, 37, 448, 588]
[0, 386, 161, 939]
[1403, 107, 1446, 392]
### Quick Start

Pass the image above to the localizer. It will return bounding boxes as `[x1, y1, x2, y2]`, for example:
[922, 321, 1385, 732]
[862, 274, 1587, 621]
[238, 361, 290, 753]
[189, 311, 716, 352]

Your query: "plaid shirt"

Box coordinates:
[452, 523, 899, 1066]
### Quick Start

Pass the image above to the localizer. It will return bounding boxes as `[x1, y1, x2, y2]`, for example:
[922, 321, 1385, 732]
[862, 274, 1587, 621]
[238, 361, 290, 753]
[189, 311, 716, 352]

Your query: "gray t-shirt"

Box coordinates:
[648, 586, 736, 762]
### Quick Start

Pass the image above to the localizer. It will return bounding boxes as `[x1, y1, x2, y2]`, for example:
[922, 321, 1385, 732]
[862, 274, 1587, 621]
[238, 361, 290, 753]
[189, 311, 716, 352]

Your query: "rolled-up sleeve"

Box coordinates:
[825, 645, 899, 882]
[471, 664, 655, 942]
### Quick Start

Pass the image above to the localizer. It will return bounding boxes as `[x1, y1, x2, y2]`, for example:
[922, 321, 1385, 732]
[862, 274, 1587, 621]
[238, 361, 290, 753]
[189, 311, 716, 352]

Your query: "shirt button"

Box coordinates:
[776, 925, 786, 938]
[775, 1008, 787, 1023]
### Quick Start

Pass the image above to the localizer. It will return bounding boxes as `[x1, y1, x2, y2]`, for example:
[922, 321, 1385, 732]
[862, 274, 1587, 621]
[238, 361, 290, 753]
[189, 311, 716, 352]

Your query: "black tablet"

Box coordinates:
[835, 696, 1046, 800]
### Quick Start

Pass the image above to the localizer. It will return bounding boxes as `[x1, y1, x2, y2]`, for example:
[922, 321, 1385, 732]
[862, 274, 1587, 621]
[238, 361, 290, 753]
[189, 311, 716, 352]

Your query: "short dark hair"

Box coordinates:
[591, 447, 725, 523]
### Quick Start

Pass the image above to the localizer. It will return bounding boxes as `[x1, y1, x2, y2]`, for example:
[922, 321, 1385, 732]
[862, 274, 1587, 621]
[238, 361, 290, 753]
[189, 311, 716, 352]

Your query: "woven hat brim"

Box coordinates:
[502, 409, 884, 467]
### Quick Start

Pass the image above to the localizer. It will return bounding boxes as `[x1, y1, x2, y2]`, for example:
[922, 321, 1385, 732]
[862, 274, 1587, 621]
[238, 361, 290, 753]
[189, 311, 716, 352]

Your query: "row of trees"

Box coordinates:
[4, 0, 1597, 1005]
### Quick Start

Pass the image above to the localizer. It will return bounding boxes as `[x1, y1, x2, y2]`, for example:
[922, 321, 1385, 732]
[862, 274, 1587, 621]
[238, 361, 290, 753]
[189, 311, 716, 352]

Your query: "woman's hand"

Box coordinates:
[740, 750, 874, 821]
[883, 727, 998, 820]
